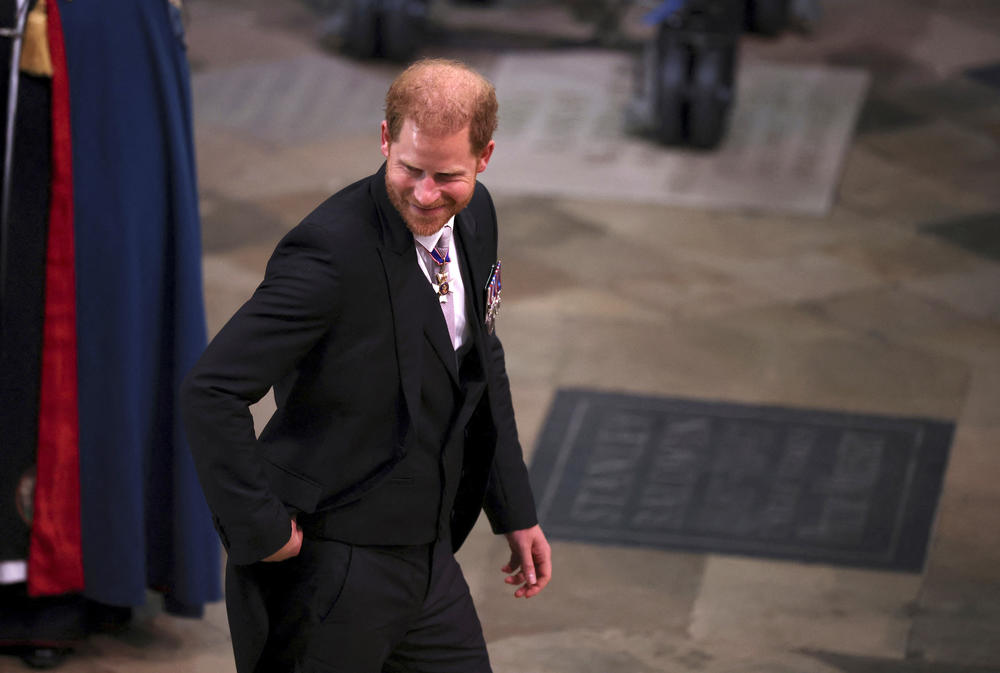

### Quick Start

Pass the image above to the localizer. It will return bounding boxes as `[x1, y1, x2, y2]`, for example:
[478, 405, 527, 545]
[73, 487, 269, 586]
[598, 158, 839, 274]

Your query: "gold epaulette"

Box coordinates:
[21, 0, 53, 78]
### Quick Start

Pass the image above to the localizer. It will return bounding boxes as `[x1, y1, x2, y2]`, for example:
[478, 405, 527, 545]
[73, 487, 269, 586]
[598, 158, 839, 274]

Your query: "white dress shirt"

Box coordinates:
[412, 217, 468, 350]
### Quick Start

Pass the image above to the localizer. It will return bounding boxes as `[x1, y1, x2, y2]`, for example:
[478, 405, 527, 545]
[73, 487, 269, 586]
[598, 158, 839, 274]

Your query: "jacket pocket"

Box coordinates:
[262, 459, 323, 513]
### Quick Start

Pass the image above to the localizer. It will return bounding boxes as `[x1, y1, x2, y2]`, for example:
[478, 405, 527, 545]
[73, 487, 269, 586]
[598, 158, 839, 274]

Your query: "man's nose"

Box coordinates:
[413, 176, 439, 205]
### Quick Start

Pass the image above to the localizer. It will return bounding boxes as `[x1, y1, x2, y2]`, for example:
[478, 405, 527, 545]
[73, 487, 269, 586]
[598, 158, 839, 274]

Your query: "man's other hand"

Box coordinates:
[262, 517, 302, 562]
[501, 524, 551, 598]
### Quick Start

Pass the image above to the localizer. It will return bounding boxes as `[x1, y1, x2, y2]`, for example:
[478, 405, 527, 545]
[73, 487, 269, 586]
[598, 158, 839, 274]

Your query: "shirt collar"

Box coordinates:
[412, 216, 456, 251]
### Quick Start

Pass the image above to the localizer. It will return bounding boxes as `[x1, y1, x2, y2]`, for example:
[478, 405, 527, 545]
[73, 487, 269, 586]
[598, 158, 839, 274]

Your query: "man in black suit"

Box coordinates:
[180, 59, 552, 673]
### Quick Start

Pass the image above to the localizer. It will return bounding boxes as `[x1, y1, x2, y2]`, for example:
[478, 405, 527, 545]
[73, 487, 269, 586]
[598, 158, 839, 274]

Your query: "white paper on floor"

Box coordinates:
[486, 51, 870, 216]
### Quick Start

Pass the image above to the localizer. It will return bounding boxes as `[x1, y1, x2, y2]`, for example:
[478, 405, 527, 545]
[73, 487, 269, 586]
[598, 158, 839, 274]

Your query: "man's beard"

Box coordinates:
[385, 173, 471, 237]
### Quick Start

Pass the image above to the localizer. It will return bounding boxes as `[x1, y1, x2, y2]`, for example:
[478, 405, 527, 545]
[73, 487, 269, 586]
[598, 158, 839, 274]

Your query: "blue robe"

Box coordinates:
[57, 0, 220, 614]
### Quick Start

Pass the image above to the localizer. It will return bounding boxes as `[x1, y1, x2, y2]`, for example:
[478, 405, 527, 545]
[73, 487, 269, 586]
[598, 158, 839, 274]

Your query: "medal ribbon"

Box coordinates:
[429, 248, 450, 266]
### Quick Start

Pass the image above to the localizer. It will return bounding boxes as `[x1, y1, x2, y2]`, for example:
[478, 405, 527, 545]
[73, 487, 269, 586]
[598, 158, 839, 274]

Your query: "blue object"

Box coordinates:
[643, 0, 688, 25]
[57, 0, 221, 615]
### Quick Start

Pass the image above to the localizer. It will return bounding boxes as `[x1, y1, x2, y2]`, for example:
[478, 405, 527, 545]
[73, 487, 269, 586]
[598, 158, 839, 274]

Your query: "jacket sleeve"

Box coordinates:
[474, 186, 539, 534]
[180, 222, 341, 564]
[482, 331, 539, 534]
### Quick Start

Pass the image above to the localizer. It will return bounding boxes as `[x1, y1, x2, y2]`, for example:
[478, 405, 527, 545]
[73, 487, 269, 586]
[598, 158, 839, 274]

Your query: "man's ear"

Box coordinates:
[476, 140, 495, 174]
[380, 121, 391, 159]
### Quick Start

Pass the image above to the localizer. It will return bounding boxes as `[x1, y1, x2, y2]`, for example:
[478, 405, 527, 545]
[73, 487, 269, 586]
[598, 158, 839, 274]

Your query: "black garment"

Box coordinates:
[180, 165, 537, 564]
[0, 52, 51, 568]
[230, 318, 487, 673]
[298, 341, 486, 546]
[180, 166, 537, 672]
[227, 538, 490, 673]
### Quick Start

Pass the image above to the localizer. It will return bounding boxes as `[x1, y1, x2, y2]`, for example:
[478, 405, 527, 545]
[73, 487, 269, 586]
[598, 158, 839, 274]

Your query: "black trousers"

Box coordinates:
[225, 537, 492, 673]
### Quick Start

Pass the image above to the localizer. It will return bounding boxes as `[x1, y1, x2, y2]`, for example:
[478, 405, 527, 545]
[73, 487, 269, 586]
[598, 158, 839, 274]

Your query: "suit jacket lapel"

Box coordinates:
[455, 207, 490, 366]
[423, 287, 460, 386]
[372, 166, 425, 433]
[372, 165, 459, 406]
[377, 245, 427, 428]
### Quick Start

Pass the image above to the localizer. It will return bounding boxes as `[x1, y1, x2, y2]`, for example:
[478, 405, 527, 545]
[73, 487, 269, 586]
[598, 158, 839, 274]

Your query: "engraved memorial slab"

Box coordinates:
[531, 390, 953, 571]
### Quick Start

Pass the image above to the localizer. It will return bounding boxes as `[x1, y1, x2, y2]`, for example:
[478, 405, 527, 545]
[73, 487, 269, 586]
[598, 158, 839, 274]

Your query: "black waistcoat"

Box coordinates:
[301, 280, 486, 545]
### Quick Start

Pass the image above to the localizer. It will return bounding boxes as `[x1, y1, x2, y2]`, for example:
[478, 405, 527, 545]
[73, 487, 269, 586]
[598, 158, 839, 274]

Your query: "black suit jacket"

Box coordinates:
[180, 165, 537, 565]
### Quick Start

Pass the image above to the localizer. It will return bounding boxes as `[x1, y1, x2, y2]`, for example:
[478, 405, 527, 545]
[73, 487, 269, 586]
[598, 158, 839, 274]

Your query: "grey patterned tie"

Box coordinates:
[422, 227, 456, 349]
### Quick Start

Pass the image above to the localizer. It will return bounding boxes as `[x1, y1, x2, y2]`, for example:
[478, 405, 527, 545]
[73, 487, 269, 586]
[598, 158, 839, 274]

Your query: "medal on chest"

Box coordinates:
[430, 248, 451, 303]
[484, 259, 502, 334]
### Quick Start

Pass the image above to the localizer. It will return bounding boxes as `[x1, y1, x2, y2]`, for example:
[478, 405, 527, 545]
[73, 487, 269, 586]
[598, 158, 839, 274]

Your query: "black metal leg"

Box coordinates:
[746, 0, 789, 35]
[687, 45, 733, 149]
[654, 36, 688, 145]
[379, 0, 429, 62]
[342, 0, 380, 58]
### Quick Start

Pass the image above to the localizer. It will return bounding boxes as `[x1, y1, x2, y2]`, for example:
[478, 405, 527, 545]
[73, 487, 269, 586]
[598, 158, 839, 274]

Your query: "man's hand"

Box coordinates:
[501, 524, 551, 598]
[262, 517, 302, 562]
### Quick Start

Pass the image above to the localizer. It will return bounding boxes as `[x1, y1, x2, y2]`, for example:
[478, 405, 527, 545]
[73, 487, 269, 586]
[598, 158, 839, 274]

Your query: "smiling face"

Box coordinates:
[381, 117, 494, 237]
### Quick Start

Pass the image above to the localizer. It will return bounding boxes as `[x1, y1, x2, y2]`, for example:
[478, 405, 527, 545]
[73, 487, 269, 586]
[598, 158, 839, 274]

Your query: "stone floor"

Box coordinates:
[4, 0, 999, 670]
